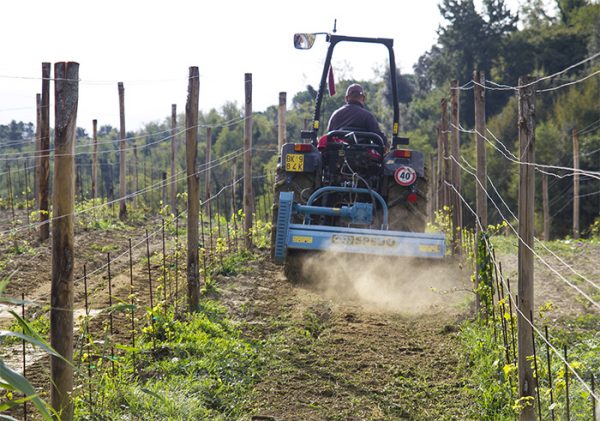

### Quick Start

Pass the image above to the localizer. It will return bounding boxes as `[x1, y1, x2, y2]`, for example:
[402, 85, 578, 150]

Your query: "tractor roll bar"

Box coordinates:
[310, 34, 404, 147]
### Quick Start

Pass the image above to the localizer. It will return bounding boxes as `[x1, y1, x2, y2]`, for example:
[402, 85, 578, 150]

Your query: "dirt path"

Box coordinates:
[495, 239, 600, 321]
[218, 255, 476, 420]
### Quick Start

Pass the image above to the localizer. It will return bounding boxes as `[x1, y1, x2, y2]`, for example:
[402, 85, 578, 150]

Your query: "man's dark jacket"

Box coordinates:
[327, 100, 387, 145]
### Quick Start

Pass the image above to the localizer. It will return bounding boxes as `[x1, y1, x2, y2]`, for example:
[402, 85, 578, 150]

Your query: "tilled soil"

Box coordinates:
[218, 256, 475, 420]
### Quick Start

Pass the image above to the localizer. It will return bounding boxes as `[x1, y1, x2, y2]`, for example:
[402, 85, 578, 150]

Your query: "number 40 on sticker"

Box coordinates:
[394, 166, 417, 186]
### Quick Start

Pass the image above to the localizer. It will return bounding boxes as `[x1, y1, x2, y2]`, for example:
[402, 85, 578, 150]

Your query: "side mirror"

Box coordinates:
[293, 33, 316, 50]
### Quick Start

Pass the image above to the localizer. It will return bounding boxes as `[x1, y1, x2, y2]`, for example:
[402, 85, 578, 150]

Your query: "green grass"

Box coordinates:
[459, 314, 599, 420]
[459, 232, 600, 419]
[73, 300, 263, 419]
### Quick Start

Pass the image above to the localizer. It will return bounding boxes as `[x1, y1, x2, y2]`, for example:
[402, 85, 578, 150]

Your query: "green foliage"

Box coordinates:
[0, 282, 60, 420]
[4, 307, 50, 346]
[76, 197, 149, 230]
[462, 234, 600, 419]
[428, 205, 454, 255]
[459, 320, 517, 419]
[250, 218, 272, 250]
[585, 217, 600, 237]
[475, 231, 495, 318]
[74, 300, 262, 419]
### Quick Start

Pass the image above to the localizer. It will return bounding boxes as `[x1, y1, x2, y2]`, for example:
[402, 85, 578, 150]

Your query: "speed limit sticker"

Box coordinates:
[394, 166, 417, 186]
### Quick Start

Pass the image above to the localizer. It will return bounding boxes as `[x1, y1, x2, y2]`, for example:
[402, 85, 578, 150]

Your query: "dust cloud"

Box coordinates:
[294, 251, 472, 315]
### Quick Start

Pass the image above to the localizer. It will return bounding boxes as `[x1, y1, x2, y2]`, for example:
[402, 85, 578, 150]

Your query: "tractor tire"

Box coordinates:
[386, 176, 429, 233]
[270, 168, 316, 260]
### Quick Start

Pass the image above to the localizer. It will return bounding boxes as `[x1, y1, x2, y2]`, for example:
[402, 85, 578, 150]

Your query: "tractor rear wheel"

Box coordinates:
[386, 176, 429, 232]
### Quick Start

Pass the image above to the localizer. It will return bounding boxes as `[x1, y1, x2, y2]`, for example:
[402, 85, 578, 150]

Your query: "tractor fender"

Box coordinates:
[383, 149, 425, 179]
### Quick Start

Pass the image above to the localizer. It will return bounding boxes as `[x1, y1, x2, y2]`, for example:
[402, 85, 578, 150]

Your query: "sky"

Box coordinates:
[0, 0, 524, 134]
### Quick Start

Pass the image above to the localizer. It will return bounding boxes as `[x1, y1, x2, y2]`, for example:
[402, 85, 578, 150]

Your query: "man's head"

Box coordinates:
[345, 83, 365, 105]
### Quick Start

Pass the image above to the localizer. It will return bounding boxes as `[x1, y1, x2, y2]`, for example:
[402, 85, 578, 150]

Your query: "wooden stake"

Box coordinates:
[162, 172, 167, 207]
[21, 292, 27, 421]
[450, 80, 462, 254]
[440, 98, 450, 210]
[106, 253, 115, 376]
[39, 63, 51, 241]
[76, 159, 83, 201]
[171, 104, 177, 213]
[91, 119, 98, 201]
[232, 159, 239, 251]
[517, 75, 536, 421]
[592, 373, 596, 421]
[542, 173, 550, 240]
[174, 216, 180, 313]
[7, 165, 15, 222]
[24, 161, 31, 229]
[474, 70, 488, 229]
[573, 128, 580, 239]
[564, 345, 570, 420]
[83, 265, 93, 414]
[133, 145, 138, 207]
[118, 82, 127, 221]
[162, 218, 167, 302]
[232, 158, 238, 217]
[186, 67, 200, 312]
[435, 125, 442, 214]
[34, 93, 41, 208]
[278, 92, 287, 151]
[473, 70, 487, 315]
[205, 127, 212, 201]
[243, 73, 254, 249]
[429, 154, 435, 223]
[50, 61, 79, 421]
[146, 229, 154, 309]
[545, 326, 556, 421]
[529, 310, 542, 421]
[128, 238, 136, 372]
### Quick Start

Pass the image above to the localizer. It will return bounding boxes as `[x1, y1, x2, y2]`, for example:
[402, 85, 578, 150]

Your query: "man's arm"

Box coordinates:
[365, 113, 388, 147]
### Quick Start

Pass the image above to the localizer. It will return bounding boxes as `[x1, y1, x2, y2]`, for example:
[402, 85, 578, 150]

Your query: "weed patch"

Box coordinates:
[73, 300, 263, 419]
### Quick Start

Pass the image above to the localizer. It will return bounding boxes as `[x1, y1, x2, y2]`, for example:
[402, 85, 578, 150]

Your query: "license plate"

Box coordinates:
[285, 154, 304, 172]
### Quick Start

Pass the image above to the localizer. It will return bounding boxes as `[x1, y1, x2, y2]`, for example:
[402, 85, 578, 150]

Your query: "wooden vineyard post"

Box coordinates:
[50, 61, 79, 421]
[436, 124, 443, 214]
[440, 98, 450, 210]
[171, 104, 177, 213]
[474, 71, 487, 230]
[474, 70, 487, 314]
[429, 154, 435, 223]
[573, 128, 580, 239]
[186, 67, 200, 312]
[542, 173, 551, 240]
[91, 119, 98, 200]
[39, 62, 51, 241]
[232, 158, 238, 214]
[133, 142, 138, 206]
[517, 75, 536, 421]
[450, 80, 462, 254]
[162, 172, 167, 206]
[243, 73, 254, 249]
[118, 82, 127, 221]
[278, 91, 287, 151]
[205, 126, 212, 201]
[34, 93, 41, 207]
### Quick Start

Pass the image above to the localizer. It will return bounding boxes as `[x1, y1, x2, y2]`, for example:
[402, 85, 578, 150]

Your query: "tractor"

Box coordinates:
[271, 32, 445, 281]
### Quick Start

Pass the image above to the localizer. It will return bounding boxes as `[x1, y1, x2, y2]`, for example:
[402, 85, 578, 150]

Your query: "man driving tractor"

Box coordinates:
[327, 83, 388, 148]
